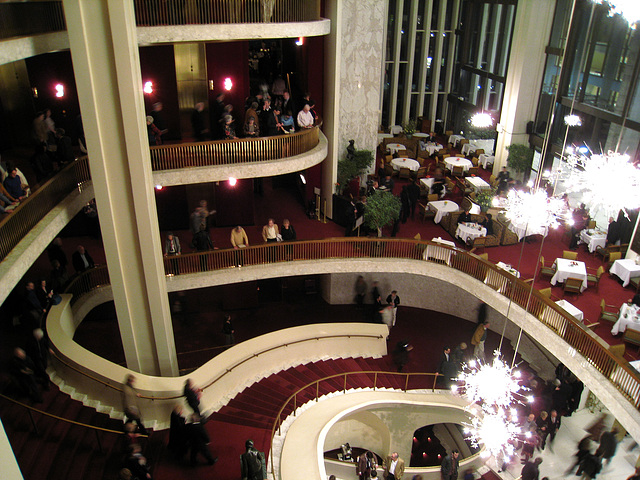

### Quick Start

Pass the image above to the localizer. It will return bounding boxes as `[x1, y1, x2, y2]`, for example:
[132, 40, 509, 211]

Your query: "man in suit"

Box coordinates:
[72, 245, 95, 273]
[382, 452, 404, 480]
[441, 449, 459, 480]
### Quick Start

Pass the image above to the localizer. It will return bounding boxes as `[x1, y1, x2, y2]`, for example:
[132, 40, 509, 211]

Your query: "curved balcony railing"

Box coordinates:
[0, 2, 66, 40]
[134, 0, 322, 26]
[150, 123, 321, 171]
[65, 238, 640, 412]
[0, 126, 321, 263]
[0, 157, 91, 262]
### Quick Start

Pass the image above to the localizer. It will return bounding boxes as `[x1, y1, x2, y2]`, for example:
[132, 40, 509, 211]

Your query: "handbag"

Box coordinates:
[276, 234, 283, 242]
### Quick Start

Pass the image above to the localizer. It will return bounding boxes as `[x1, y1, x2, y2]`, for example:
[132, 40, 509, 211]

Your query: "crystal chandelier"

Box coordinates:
[564, 114, 582, 126]
[593, 0, 640, 25]
[503, 189, 565, 231]
[455, 352, 529, 460]
[564, 151, 640, 218]
[470, 112, 493, 128]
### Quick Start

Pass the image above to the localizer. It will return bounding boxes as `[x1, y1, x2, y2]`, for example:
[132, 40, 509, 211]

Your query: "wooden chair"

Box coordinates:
[416, 202, 436, 222]
[607, 251, 622, 267]
[539, 256, 556, 279]
[477, 253, 489, 261]
[629, 276, 640, 292]
[452, 165, 465, 178]
[383, 164, 394, 177]
[427, 193, 439, 202]
[539, 287, 552, 298]
[398, 167, 411, 179]
[384, 154, 393, 164]
[584, 320, 600, 331]
[466, 166, 479, 176]
[595, 244, 619, 263]
[609, 343, 626, 359]
[599, 299, 618, 323]
[416, 166, 427, 178]
[563, 277, 583, 296]
[397, 149, 409, 157]
[588, 220, 596, 229]
[441, 154, 451, 159]
[474, 149, 485, 155]
[489, 174, 497, 187]
[460, 139, 469, 146]
[471, 157, 479, 166]
[562, 250, 578, 260]
[586, 266, 604, 291]
[445, 130, 453, 137]
[470, 236, 487, 253]
[623, 328, 640, 351]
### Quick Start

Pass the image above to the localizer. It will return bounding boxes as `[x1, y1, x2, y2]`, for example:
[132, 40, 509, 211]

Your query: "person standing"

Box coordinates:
[164, 232, 181, 256]
[355, 276, 367, 306]
[471, 321, 489, 361]
[520, 457, 542, 480]
[185, 414, 217, 466]
[262, 218, 279, 243]
[386, 290, 400, 326]
[382, 452, 405, 480]
[222, 314, 235, 345]
[241, 439, 267, 480]
[496, 166, 511, 194]
[595, 428, 618, 465]
[122, 374, 147, 435]
[193, 225, 214, 252]
[280, 218, 296, 241]
[357, 451, 377, 480]
[546, 409, 561, 450]
[191, 102, 208, 142]
[441, 450, 459, 480]
[72, 245, 95, 273]
[183, 378, 202, 417]
[438, 346, 458, 389]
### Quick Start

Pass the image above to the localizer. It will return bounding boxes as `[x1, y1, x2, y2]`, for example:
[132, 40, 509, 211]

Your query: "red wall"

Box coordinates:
[205, 42, 250, 121]
[139, 45, 181, 140]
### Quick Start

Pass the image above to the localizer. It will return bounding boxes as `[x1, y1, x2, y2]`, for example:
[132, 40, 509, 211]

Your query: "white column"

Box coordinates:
[323, 0, 386, 214]
[63, 0, 178, 376]
[494, 0, 555, 173]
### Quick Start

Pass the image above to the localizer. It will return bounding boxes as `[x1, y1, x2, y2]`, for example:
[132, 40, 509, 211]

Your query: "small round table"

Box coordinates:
[391, 157, 420, 171]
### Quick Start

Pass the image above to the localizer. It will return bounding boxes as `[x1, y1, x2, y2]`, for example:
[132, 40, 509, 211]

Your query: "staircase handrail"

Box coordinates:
[269, 369, 441, 478]
[0, 391, 147, 448]
[63, 238, 640, 414]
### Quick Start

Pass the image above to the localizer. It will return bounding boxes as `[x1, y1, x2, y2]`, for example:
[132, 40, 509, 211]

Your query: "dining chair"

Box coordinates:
[539, 287, 552, 298]
[539, 256, 555, 279]
[584, 319, 600, 331]
[383, 164, 394, 177]
[466, 166, 479, 176]
[489, 174, 497, 187]
[471, 157, 479, 166]
[460, 139, 469, 146]
[384, 154, 393, 164]
[586, 265, 604, 292]
[629, 276, 640, 292]
[599, 299, 618, 323]
[607, 251, 622, 267]
[474, 149, 485, 155]
[416, 167, 427, 178]
[470, 236, 487, 253]
[477, 252, 489, 261]
[623, 328, 640, 352]
[563, 277, 583, 296]
[452, 165, 465, 178]
[562, 250, 578, 260]
[427, 193, 439, 202]
[588, 220, 596, 229]
[398, 167, 411, 179]
[445, 130, 453, 137]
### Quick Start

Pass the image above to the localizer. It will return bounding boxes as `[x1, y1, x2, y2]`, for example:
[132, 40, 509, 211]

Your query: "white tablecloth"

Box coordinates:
[420, 178, 434, 191]
[428, 200, 459, 224]
[391, 157, 420, 171]
[444, 157, 473, 172]
[424, 237, 456, 265]
[611, 303, 640, 335]
[456, 223, 486, 243]
[413, 132, 429, 139]
[387, 143, 406, 154]
[377, 133, 394, 145]
[421, 142, 443, 155]
[479, 154, 495, 169]
[610, 259, 640, 287]
[466, 176, 491, 192]
[550, 258, 588, 291]
[508, 220, 549, 241]
[630, 360, 640, 373]
[555, 299, 584, 321]
[469, 139, 494, 155]
[579, 229, 607, 253]
[496, 262, 520, 277]
[448, 135, 465, 147]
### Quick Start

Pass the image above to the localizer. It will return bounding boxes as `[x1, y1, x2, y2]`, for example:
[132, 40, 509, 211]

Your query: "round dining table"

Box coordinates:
[391, 157, 420, 171]
[387, 143, 406, 154]
[444, 157, 472, 172]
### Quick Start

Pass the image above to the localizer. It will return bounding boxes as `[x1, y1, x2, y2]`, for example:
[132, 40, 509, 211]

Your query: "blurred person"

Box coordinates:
[357, 450, 377, 480]
[471, 321, 490, 361]
[355, 276, 367, 306]
[595, 428, 618, 465]
[392, 341, 413, 372]
[441, 449, 459, 480]
[186, 414, 217, 466]
[191, 102, 208, 141]
[10, 347, 43, 403]
[72, 245, 95, 273]
[4, 167, 27, 200]
[183, 378, 202, 417]
[222, 314, 235, 345]
[168, 405, 187, 459]
[520, 457, 542, 480]
[122, 374, 147, 435]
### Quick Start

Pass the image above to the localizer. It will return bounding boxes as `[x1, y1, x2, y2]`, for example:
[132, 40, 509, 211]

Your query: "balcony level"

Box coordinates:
[0, 0, 329, 65]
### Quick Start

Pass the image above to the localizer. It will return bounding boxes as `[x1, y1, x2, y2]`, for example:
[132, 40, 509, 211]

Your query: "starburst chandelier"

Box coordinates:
[593, 0, 640, 25]
[455, 352, 530, 460]
[564, 114, 582, 126]
[470, 112, 493, 128]
[503, 189, 565, 231]
[564, 151, 640, 218]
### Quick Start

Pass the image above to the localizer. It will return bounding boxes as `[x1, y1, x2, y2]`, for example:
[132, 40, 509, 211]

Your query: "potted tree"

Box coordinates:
[476, 187, 497, 213]
[364, 190, 401, 237]
[506, 143, 534, 181]
[402, 119, 417, 138]
[336, 147, 374, 195]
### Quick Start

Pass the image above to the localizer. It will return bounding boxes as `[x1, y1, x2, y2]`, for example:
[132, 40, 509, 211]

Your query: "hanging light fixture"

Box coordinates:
[592, 0, 640, 25]
[563, 114, 582, 126]
[564, 151, 640, 218]
[470, 112, 493, 128]
[503, 189, 565, 234]
[455, 351, 529, 460]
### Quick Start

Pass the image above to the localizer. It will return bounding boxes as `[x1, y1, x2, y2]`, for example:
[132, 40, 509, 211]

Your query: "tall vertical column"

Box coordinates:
[63, 0, 178, 376]
[323, 0, 386, 214]
[494, 0, 555, 172]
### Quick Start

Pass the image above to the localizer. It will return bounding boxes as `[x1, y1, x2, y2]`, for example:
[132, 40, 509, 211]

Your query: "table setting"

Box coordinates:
[387, 143, 406, 154]
[466, 176, 491, 192]
[455, 222, 487, 244]
[423, 237, 457, 265]
[550, 258, 588, 291]
[496, 261, 520, 277]
[390, 157, 420, 171]
[578, 229, 607, 253]
[444, 157, 473, 172]
[609, 258, 640, 287]
[611, 302, 640, 335]
[427, 200, 459, 224]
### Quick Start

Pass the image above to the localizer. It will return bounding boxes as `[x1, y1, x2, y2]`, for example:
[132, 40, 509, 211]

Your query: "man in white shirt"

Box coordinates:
[383, 452, 405, 480]
[297, 104, 314, 129]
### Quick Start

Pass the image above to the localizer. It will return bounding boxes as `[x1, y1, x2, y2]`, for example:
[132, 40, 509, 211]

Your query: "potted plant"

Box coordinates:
[336, 148, 374, 195]
[364, 191, 401, 237]
[476, 187, 497, 213]
[402, 119, 417, 138]
[506, 143, 534, 180]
